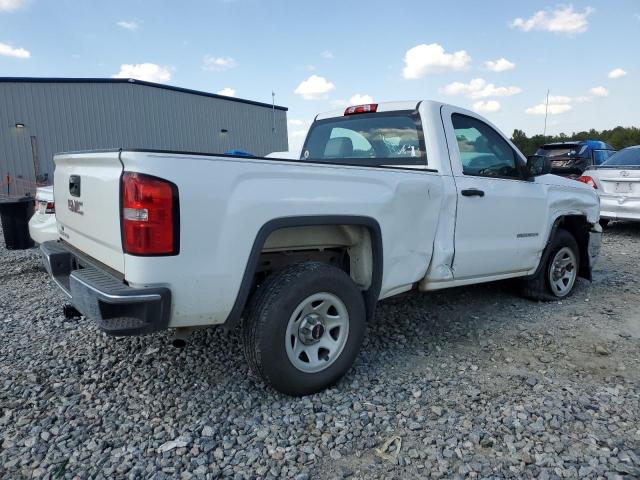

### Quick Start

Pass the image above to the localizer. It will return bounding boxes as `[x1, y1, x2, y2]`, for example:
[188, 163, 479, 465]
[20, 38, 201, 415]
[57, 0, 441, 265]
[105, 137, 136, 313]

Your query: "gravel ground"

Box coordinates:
[1, 223, 639, 480]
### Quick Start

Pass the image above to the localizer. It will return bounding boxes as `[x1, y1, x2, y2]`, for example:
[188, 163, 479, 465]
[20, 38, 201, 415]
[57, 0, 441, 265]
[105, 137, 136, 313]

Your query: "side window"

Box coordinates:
[452, 113, 521, 178]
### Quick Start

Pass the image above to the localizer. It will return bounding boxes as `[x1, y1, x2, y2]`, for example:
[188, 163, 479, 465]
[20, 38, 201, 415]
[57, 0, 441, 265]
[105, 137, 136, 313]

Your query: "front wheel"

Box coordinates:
[242, 262, 366, 396]
[521, 229, 580, 301]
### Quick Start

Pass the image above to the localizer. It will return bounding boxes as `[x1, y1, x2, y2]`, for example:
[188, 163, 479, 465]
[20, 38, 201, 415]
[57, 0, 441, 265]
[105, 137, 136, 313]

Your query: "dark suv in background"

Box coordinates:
[536, 140, 616, 177]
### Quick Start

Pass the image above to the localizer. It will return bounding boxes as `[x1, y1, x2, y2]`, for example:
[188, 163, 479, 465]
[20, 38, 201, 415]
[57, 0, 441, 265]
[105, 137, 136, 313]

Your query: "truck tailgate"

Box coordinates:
[54, 151, 125, 272]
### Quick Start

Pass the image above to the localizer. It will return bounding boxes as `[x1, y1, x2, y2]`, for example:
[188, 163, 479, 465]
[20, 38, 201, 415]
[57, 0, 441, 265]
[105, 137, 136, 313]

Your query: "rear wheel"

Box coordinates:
[242, 262, 365, 396]
[521, 229, 580, 301]
[599, 218, 610, 228]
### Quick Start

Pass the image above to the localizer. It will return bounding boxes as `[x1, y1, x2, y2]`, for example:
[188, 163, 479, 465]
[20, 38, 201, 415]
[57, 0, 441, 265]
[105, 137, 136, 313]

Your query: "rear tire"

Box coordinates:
[242, 262, 366, 396]
[599, 218, 610, 228]
[521, 229, 580, 301]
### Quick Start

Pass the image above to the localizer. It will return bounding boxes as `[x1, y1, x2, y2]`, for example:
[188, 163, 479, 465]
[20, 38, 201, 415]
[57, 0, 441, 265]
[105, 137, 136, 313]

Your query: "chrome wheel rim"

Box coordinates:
[285, 292, 349, 373]
[549, 247, 577, 297]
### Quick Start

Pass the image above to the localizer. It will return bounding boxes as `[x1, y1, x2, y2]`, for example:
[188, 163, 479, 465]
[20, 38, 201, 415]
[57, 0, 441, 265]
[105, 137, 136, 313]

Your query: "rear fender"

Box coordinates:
[223, 215, 383, 330]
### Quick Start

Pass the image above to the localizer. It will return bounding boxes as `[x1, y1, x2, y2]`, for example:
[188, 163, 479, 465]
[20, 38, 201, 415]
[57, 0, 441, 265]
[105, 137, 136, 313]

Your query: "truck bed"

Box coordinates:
[53, 148, 445, 327]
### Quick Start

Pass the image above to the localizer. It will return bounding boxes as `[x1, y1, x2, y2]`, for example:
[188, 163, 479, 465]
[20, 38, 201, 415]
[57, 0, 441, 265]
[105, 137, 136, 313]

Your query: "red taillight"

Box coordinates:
[344, 103, 378, 115]
[577, 175, 597, 189]
[35, 201, 55, 214]
[121, 172, 179, 255]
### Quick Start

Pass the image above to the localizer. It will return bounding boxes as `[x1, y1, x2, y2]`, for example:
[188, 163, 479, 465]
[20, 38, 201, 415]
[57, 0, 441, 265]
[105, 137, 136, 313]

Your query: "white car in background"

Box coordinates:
[28, 186, 58, 244]
[578, 146, 640, 226]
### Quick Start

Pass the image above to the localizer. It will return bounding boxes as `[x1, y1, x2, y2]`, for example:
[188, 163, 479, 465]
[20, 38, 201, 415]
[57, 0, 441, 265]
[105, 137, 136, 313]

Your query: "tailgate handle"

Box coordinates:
[69, 175, 81, 197]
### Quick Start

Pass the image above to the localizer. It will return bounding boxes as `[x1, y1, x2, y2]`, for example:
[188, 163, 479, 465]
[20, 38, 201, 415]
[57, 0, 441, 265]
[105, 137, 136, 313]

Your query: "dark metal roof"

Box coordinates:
[0, 77, 288, 111]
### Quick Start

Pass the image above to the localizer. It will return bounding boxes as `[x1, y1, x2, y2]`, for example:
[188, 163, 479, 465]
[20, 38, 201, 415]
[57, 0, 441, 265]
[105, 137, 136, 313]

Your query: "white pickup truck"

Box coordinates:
[41, 101, 602, 395]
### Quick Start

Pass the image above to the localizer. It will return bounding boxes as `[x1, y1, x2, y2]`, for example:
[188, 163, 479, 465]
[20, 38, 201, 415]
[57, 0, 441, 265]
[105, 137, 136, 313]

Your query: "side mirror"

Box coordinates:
[526, 155, 551, 178]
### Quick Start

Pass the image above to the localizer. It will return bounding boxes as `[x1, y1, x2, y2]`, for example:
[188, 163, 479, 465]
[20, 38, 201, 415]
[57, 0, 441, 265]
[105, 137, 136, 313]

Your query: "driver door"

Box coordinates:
[441, 108, 548, 279]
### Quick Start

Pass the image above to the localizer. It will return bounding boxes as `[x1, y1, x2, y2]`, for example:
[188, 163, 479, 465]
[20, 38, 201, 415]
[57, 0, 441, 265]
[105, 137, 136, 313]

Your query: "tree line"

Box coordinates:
[510, 126, 640, 156]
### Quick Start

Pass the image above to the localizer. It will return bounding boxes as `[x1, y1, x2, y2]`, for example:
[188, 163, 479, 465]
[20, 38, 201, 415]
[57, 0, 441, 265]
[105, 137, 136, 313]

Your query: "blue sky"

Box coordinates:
[1, 0, 638, 152]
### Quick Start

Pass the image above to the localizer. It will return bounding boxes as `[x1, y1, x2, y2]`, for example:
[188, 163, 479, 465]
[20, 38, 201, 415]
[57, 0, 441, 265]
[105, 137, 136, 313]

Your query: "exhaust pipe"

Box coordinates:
[170, 327, 193, 348]
[63, 304, 82, 320]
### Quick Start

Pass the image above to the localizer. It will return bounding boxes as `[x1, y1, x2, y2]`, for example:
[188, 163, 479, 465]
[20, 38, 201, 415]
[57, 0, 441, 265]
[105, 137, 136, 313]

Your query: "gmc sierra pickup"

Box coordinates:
[41, 101, 602, 395]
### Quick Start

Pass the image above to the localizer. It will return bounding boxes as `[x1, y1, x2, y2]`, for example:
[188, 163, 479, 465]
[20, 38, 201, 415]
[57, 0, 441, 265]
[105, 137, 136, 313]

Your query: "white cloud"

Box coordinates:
[525, 89, 606, 116]
[289, 129, 308, 140]
[510, 6, 594, 35]
[473, 100, 501, 113]
[329, 95, 374, 108]
[528, 89, 606, 115]
[216, 87, 235, 97]
[549, 94, 593, 104]
[0, 42, 30, 58]
[589, 86, 609, 97]
[348, 93, 373, 105]
[288, 129, 310, 156]
[294, 75, 335, 100]
[287, 120, 312, 152]
[402, 43, 470, 79]
[442, 78, 521, 99]
[330, 99, 348, 108]
[321, 50, 333, 59]
[112, 63, 172, 83]
[525, 103, 573, 115]
[203, 55, 237, 71]
[484, 58, 515, 72]
[0, 0, 28, 12]
[608, 68, 627, 79]
[547, 95, 572, 104]
[117, 20, 139, 31]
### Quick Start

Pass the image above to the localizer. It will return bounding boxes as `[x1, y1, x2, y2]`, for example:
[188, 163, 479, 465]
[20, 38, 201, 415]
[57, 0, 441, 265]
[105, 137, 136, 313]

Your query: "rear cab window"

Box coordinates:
[301, 111, 427, 168]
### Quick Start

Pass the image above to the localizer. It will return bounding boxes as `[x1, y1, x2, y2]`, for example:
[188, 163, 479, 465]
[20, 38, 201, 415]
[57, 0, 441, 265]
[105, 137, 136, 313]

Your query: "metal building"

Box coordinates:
[0, 77, 288, 196]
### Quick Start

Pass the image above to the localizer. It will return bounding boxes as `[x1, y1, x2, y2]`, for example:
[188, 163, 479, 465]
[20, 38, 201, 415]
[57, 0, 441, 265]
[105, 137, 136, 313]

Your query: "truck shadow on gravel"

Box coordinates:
[25, 218, 636, 394]
[181, 243, 607, 392]
[39, 217, 632, 407]
[184, 279, 531, 388]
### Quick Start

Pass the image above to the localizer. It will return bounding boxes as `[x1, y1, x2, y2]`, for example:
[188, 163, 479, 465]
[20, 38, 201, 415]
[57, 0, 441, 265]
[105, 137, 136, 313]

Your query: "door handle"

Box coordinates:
[461, 188, 485, 197]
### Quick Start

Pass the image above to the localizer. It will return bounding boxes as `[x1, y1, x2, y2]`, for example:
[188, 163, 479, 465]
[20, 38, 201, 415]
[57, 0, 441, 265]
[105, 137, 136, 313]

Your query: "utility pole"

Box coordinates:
[271, 91, 276, 135]
[543, 89, 550, 140]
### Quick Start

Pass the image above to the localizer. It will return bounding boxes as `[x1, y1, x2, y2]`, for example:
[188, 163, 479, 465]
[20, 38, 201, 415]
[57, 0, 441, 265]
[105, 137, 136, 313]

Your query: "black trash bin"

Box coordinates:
[0, 197, 35, 250]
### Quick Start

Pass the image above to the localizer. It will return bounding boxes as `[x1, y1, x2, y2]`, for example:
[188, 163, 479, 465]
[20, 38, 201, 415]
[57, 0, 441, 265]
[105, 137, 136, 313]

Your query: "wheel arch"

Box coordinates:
[536, 214, 593, 281]
[223, 215, 383, 330]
